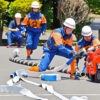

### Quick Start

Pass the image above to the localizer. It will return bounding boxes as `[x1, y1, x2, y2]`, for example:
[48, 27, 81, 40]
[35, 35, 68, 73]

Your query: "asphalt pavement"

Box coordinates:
[0, 18, 100, 100]
[0, 46, 100, 100]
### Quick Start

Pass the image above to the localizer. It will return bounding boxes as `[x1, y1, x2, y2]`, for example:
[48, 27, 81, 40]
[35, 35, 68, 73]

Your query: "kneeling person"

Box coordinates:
[27, 18, 80, 80]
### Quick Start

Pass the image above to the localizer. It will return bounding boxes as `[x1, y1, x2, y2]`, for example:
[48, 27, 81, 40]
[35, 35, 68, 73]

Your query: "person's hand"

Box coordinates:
[71, 48, 86, 58]
[21, 32, 26, 36]
[18, 35, 22, 38]
[71, 51, 77, 56]
[15, 28, 19, 31]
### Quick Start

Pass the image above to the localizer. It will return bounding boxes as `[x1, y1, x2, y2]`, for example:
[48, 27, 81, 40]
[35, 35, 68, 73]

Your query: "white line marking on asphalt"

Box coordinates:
[62, 94, 100, 96]
[37, 94, 100, 96]
[0, 94, 100, 97]
[0, 95, 22, 96]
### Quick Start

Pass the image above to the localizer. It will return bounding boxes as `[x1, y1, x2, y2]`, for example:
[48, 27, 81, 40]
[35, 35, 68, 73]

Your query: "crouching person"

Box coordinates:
[75, 26, 100, 76]
[27, 18, 80, 80]
[6, 13, 25, 48]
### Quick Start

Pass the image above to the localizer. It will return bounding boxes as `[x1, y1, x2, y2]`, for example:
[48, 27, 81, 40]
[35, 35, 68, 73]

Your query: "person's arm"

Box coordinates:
[22, 15, 29, 26]
[75, 43, 80, 67]
[20, 25, 26, 36]
[93, 38, 100, 46]
[53, 33, 73, 56]
[41, 14, 47, 34]
[8, 28, 19, 32]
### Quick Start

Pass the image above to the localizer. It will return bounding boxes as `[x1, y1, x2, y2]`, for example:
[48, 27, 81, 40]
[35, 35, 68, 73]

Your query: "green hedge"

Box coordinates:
[87, 0, 100, 14]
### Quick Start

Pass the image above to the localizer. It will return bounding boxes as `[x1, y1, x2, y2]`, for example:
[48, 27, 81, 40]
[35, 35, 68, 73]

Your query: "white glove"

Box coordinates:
[21, 31, 26, 36]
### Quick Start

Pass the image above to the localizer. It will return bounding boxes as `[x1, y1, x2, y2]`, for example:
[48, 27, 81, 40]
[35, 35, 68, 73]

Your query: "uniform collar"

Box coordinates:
[60, 26, 72, 36]
[82, 36, 95, 45]
[59, 27, 72, 39]
[14, 20, 21, 27]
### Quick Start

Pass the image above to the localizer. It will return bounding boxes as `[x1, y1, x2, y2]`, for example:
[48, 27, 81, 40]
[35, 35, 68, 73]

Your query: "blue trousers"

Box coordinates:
[39, 45, 75, 72]
[26, 31, 41, 50]
[7, 31, 25, 46]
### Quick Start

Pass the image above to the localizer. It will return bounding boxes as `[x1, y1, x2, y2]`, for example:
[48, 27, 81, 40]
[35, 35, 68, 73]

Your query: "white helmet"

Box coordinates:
[31, 1, 40, 8]
[81, 26, 92, 36]
[15, 13, 21, 18]
[63, 18, 76, 29]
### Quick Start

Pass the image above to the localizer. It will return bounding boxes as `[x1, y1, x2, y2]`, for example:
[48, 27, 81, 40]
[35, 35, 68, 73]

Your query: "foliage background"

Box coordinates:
[86, 0, 100, 14]
[0, 0, 99, 44]
[8, 0, 41, 18]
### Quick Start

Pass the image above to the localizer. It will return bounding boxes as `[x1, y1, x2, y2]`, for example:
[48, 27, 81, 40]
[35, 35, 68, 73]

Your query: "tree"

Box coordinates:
[58, 0, 90, 40]
[52, 0, 60, 28]
[40, 0, 60, 29]
[40, 0, 53, 29]
[0, 0, 9, 45]
[86, 0, 100, 14]
[8, 0, 41, 18]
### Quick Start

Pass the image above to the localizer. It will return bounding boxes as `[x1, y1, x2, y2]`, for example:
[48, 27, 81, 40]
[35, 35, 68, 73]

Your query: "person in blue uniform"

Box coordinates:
[22, 1, 47, 60]
[75, 26, 100, 75]
[6, 13, 25, 48]
[27, 18, 80, 80]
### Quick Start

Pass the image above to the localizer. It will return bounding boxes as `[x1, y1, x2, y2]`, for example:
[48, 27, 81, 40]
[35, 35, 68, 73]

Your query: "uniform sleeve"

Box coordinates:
[22, 15, 29, 25]
[93, 38, 100, 46]
[75, 43, 81, 66]
[41, 14, 47, 24]
[52, 33, 63, 45]
[41, 14, 47, 32]
[8, 21, 14, 28]
[13, 31, 22, 36]
[53, 33, 73, 56]
[41, 23, 47, 32]
[69, 35, 73, 46]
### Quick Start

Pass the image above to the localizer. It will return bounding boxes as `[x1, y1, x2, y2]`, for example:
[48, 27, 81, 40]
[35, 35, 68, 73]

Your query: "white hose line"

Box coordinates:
[52, 64, 67, 72]
[0, 85, 47, 100]
[21, 77, 40, 86]
[9, 56, 68, 73]
[16, 69, 55, 78]
[21, 77, 69, 100]
[7, 75, 88, 100]
[53, 91, 69, 100]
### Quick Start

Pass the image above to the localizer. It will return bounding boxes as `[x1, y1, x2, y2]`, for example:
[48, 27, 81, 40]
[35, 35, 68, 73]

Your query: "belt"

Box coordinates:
[29, 26, 38, 28]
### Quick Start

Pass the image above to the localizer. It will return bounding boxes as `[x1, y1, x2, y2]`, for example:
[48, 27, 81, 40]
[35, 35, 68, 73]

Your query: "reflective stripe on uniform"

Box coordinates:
[46, 43, 52, 49]
[75, 37, 100, 51]
[22, 12, 46, 29]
